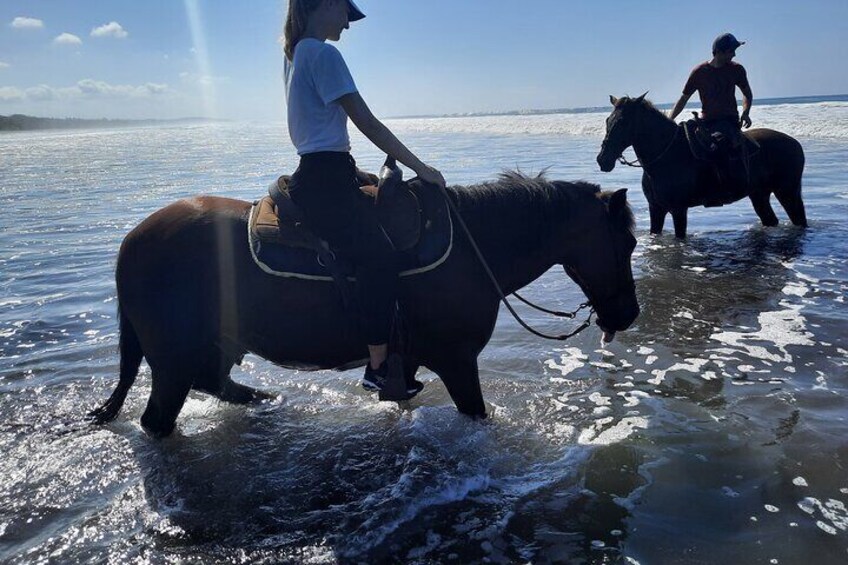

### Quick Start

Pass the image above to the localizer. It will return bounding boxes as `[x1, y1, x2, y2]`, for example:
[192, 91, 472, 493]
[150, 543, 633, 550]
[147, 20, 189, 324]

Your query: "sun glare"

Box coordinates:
[184, 0, 217, 118]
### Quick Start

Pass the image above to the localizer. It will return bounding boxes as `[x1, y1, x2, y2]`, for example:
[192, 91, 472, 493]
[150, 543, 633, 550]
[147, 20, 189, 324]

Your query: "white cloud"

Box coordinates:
[0, 80, 171, 104]
[11, 17, 44, 29]
[77, 79, 157, 97]
[0, 62, 10, 70]
[0, 86, 25, 102]
[91, 21, 128, 39]
[25, 85, 56, 101]
[11, 78, 171, 101]
[54, 33, 82, 45]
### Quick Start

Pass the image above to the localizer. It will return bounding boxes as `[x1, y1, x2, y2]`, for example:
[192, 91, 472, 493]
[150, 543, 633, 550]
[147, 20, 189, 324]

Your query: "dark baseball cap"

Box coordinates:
[713, 33, 745, 53]
[348, 0, 365, 22]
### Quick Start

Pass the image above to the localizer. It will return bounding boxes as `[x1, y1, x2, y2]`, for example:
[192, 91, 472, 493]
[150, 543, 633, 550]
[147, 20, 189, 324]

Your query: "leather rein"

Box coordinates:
[436, 184, 595, 341]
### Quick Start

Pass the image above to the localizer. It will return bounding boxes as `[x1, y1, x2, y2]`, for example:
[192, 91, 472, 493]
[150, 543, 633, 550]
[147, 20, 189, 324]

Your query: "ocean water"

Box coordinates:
[1, 101, 847, 564]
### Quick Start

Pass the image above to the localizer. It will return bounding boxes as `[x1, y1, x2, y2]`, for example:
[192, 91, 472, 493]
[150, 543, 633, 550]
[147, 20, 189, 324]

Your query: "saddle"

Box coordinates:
[248, 157, 452, 282]
[256, 157, 422, 252]
[684, 114, 761, 207]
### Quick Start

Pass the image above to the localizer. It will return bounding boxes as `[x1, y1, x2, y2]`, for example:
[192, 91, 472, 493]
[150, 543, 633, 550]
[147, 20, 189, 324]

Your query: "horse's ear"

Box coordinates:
[610, 188, 628, 212]
[609, 95, 619, 106]
[635, 91, 649, 102]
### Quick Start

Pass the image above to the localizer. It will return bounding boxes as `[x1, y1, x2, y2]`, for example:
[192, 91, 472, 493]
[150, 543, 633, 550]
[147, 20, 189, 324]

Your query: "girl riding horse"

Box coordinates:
[284, 0, 445, 394]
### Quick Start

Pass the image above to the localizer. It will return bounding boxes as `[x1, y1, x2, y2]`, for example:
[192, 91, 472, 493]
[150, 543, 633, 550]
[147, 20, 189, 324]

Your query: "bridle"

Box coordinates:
[463, 195, 634, 343]
[617, 126, 679, 169]
[439, 184, 596, 341]
[565, 217, 636, 318]
[603, 105, 680, 170]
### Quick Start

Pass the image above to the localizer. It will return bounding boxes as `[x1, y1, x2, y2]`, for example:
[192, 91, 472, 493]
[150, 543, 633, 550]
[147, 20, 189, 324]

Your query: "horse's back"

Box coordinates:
[118, 196, 251, 289]
[130, 196, 250, 238]
[744, 127, 805, 186]
[746, 128, 804, 158]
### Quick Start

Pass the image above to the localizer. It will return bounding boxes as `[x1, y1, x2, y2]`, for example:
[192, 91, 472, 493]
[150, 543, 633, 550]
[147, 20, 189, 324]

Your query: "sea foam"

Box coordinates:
[385, 102, 848, 139]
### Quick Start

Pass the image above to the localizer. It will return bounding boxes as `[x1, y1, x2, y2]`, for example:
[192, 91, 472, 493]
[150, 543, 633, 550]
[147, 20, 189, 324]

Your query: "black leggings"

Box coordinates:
[288, 152, 399, 345]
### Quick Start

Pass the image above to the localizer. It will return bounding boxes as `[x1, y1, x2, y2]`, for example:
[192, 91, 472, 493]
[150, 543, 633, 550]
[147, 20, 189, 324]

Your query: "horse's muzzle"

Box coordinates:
[596, 299, 639, 335]
[597, 153, 617, 173]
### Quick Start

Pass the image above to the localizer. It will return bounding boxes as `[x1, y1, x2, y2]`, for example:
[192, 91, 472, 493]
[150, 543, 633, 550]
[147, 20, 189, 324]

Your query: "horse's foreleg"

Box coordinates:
[672, 209, 688, 239]
[749, 191, 779, 227]
[642, 175, 665, 235]
[649, 203, 667, 235]
[428, 353, 486, 418]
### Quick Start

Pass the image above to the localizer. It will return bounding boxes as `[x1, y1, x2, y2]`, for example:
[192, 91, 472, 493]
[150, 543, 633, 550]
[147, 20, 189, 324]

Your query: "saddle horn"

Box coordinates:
[379, 155, 402, 187]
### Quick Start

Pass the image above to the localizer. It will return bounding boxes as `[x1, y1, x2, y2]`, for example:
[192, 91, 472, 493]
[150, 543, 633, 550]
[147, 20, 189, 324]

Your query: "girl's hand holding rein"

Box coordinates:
[414, 165, 446, 189]
[340, 92, 446, 190]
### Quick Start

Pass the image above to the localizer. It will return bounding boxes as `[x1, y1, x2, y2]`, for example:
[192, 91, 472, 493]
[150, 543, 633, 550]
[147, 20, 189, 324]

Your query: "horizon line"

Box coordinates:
[3, 93, 846, 124]
[385, 93, 848, 120]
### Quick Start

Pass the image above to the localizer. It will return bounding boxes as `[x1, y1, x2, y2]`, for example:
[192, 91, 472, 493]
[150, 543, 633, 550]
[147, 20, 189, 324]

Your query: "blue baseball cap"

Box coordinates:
[348, 0, 365, 22]
[713, 33, 745, 53]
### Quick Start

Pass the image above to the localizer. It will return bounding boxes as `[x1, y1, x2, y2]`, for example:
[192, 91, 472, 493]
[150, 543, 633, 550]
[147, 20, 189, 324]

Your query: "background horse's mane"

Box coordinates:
[618, 95, 674, 125]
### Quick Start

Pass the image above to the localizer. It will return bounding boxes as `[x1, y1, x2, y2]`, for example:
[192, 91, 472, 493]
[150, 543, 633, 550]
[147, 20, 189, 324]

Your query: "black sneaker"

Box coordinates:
[362, 356, 425, 398]
[362, 361, 388, 392]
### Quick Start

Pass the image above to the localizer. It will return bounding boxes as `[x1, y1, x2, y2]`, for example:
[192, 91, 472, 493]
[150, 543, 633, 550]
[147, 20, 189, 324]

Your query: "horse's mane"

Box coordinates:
[617, 95, 675, 125]
[442, 170, 635, 233]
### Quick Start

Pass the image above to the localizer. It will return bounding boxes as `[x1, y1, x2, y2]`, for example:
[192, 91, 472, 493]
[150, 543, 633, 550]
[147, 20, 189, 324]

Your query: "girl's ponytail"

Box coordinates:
[284, 0, 322, 61]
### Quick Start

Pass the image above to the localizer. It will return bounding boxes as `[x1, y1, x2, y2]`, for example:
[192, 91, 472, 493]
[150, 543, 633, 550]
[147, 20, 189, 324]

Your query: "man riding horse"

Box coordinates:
[669, 33, 754, 204]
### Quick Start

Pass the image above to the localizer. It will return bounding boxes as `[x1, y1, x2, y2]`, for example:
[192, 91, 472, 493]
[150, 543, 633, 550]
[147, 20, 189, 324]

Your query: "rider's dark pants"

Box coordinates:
[703, 117, 742, 148]
[288, 151, 399, 346]
[702, 117, 748, 200]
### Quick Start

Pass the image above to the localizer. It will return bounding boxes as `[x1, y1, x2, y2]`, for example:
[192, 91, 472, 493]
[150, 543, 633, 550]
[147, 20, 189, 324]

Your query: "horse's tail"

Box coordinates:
[87, 305, 144, 424]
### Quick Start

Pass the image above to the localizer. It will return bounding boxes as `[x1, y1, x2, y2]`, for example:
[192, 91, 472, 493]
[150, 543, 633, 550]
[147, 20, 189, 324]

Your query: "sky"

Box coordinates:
[1, 0, 847, 120]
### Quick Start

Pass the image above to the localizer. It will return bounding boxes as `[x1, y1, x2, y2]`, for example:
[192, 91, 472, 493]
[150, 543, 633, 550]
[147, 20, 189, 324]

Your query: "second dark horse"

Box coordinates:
[89, 172, 640, 437]
[597, 94, 807, 238]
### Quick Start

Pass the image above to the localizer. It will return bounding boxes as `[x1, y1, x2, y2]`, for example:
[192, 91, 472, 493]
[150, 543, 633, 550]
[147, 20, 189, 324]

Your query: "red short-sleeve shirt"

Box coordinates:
[683, 61, 750, 121]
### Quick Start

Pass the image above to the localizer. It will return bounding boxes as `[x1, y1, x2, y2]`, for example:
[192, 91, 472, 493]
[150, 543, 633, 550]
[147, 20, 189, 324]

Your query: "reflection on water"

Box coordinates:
[128, 402, 598, 563]
[636, 228, 807, 343]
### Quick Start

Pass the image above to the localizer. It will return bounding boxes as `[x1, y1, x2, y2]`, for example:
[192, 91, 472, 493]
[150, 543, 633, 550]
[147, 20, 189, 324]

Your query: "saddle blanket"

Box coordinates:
[248, 184, 453, 282]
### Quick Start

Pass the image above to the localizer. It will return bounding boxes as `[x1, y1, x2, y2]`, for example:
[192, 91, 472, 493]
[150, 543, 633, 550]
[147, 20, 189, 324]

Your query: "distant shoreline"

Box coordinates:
[3, 94, 846, 131]
[0, 115, 218, 133]
[386, 94, 848, 120]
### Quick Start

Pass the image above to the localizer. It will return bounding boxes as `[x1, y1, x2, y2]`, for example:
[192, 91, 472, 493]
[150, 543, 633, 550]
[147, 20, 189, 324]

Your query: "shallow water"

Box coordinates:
[1, 104, 847, 563]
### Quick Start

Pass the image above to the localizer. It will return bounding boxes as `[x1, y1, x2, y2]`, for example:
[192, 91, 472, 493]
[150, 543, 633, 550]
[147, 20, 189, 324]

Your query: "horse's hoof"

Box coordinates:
[252, 390, 278, 402]
[87, 404, 119, 425]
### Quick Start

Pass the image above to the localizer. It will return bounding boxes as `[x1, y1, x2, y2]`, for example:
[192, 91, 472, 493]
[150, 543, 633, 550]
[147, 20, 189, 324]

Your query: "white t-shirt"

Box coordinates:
[284, 38, 358, 155]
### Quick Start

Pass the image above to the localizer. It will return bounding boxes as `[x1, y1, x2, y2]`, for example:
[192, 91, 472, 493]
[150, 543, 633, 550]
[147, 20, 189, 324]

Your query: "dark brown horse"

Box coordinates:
[89, 172, 640, 437]
[596, 94, 807, 238]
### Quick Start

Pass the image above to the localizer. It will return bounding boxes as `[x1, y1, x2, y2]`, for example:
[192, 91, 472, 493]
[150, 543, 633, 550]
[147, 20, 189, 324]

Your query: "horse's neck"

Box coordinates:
[496, 247, 555, 296]
[454, 188, 565, 295]
[633, 108, 678, 163]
